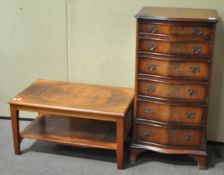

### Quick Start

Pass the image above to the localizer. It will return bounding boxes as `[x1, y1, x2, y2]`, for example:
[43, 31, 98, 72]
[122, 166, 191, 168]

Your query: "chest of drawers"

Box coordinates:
[130, 7, 219, 170]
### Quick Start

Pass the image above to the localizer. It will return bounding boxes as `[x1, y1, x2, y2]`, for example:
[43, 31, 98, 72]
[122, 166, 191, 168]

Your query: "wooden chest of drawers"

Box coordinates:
[130, 7, 219, 170]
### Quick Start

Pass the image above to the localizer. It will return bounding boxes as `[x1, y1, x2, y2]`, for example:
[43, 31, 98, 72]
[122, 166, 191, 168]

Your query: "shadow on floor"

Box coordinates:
[21, 141, 224, 169]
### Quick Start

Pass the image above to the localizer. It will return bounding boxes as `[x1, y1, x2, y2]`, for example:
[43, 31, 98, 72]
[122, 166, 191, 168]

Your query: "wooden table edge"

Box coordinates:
[9, 102, 131, 119]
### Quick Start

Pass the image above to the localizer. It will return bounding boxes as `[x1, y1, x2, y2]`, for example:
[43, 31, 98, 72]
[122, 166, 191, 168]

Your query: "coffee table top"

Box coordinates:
[9, 79, 134, 117]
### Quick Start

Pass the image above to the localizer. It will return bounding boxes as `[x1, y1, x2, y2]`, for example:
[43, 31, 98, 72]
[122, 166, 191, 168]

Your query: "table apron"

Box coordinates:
[14, 105, 118, 122]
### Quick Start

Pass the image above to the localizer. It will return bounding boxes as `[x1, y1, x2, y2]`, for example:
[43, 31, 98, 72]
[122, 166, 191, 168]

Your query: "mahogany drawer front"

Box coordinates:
[138, 79, 207, 100]
[139, 39, 210, 56]
[139, 22, 213, 37]
[137, 100, 205, 125]
[139, 58, 209, 79]
[136, 123, 202, 147]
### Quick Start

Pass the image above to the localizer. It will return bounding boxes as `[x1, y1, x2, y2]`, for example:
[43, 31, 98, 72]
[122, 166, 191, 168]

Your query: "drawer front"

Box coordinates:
[137, 100, 205, 125]
[136, 123, 202, 147]
[139, 22, 213, 37]
[139, 58, 209, 79]
[139, 39, 210, 56]
[138, 79, 207, 100]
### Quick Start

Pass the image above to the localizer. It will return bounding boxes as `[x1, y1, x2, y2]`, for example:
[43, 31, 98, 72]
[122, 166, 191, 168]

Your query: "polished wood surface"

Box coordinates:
[9, 79, 134, 117]
[10, 105, 20, 155]
[136, 122, 202, 147]
[21, 115, 117, 150]
[139, 21, 213, 36]
[116, 118, 125, 169]
[137, 100, 205, 125]
[139, 39, 210, 56]
[10, 80, 134, 169]
[135, 7, 219, 22]
[138, 79, 207, 100]
[139, 58, 209, 79]
[131, 7, 218, 169]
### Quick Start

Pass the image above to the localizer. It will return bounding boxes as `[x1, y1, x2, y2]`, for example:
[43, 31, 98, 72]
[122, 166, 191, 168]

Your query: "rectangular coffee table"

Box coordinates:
[9, 79, 134, 169]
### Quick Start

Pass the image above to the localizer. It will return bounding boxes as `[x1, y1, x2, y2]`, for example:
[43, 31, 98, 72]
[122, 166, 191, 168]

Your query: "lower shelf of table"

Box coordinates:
[21, 115, 117, 150]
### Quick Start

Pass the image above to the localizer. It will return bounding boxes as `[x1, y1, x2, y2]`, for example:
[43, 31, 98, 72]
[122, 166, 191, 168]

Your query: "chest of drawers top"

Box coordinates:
[135, 7, 219, 22]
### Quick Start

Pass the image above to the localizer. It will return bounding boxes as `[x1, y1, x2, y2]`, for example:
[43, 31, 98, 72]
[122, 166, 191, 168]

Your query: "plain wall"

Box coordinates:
[0, 0, 68, 117]
[0, 0, 223, 142]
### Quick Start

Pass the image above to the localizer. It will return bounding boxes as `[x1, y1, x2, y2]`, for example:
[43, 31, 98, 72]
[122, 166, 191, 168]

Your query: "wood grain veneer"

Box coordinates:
[131, 7, 219, 170]
[9, 79, 133, 117]
[21, 115, 117, 150]
[9, 79, 134, 169]
[139, 58, 209, 79]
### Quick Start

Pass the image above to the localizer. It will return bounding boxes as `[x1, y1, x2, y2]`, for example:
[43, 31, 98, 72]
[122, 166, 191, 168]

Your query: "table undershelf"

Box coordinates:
[21, 115, 117, 150]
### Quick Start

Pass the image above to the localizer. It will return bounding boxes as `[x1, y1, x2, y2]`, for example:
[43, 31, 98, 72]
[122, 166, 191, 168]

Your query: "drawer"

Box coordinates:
[139, 58, 209, 79]
[139, 39, 210, 56]
[137, 100, 205, 125]
[136, 123, 202, 147]
[139, 22, 213, 37]
[138, 79, 207, 101]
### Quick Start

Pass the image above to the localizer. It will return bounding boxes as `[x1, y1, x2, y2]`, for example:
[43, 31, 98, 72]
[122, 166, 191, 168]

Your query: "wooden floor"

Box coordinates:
[21, 115, 117, 150]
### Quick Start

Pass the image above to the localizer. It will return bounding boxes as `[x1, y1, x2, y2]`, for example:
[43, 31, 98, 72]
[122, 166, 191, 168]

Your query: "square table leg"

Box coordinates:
[10, 104, 20, 155]
[116, 118, 124, 169]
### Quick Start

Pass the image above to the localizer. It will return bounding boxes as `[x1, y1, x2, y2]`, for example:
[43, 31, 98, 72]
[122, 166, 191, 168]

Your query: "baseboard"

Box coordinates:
[207, 141, 224, 146]
[0, 116, 33, 121]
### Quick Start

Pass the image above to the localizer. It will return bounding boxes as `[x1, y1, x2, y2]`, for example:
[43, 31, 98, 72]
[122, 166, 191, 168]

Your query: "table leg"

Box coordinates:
[116, 118, 124, 169]
[10, 104, 20, 155]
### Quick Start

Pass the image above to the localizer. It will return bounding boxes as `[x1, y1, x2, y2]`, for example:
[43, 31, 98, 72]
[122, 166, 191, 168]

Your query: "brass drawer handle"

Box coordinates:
[192, 27, 203, 36]
[143, 130, 153, 137]
[144, 108, 155, 114]
[192, 46, 201, 54]
[188, 89, 198, 96]
[148, 43, 157, 51]
[149, 24, 158, 33]
[146, 64, 157, 71]
[184, 135, 195, 141]
[185, 112, 196, 119]
[146, 86, 156, 92]
[190, 66, 200, 73]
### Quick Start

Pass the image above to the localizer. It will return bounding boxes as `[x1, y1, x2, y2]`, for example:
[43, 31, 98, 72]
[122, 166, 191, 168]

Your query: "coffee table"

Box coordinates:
[9, 79, 134, 169]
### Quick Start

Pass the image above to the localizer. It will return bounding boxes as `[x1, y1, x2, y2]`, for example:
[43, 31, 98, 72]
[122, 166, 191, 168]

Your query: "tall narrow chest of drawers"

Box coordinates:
[130, 7, 219, 169]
